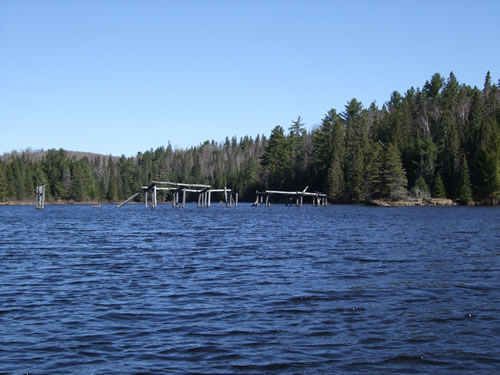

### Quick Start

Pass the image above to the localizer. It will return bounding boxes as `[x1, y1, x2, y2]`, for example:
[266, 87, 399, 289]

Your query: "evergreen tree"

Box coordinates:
[364, 142, 384, 200]
[473, 118, 500, 202]
[325, 116, 345, 201]
[456, 154, 473, 204]
[70, 161, 85, 201]
[343, 99, 368, 203]
[106, 156, 118, 201]
[261, 125, 291, 190]
[0, 163, 8, 201]
[432, 173, 446, 198]
[411, 176, 430, 200]
[382, 144, 408, 201]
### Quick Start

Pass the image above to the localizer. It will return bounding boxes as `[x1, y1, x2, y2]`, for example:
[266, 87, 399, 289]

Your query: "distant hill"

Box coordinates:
[0, 149, 119, 162]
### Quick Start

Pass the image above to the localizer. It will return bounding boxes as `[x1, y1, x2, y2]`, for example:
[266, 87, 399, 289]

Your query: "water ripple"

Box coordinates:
[0, 204, 499, 374]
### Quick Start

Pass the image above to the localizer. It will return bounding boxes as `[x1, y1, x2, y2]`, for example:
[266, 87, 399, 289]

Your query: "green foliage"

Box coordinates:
[456, 154, 473, 204]
[364, 142, 384, 200]
[411, 176, 430, 200]
[0, 162, 8, 201]
[432, 172, 446, 198]
[382, 144, 408, 201]
[261, 125, 291, 190]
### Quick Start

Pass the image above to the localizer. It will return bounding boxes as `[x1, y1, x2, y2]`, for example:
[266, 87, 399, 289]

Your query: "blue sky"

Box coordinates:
[1, 0, 499, 157]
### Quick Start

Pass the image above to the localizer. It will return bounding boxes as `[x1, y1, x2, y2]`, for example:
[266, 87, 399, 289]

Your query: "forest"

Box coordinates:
[1, 72, 499, 205]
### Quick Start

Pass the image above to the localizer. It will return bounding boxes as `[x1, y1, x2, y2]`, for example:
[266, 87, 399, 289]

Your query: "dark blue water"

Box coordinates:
[0, 204, 499, 374]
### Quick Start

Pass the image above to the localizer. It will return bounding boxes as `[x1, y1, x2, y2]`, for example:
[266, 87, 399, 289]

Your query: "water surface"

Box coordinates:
[0, 204, 499, 374]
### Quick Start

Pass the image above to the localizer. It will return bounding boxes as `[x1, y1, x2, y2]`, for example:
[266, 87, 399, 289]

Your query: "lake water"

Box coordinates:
[0, 204, 499, 374]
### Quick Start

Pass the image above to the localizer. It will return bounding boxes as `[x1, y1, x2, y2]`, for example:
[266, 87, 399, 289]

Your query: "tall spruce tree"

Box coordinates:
[261, 125, 291, 190]
[432, 173, 446, 198]
[0, 163, 8, 201]
[382, 143, 408, 201]
[456, 154, 473, 204]
[365, 142, 384, 200]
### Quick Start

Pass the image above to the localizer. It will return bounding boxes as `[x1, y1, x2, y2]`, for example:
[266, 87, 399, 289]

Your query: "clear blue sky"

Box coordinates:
[1, 0, 499, 157]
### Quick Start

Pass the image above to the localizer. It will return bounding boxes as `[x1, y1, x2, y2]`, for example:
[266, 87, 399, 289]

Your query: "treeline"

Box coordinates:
[0, 72, 498, 204]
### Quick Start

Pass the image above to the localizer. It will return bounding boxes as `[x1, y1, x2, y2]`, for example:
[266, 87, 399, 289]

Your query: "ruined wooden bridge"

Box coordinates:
[117, 181, 238, 208]
[117, 182, 327, 209]
[254, 186, 328, 207]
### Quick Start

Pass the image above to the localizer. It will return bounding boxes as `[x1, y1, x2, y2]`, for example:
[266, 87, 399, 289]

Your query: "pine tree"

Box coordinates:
[325, 116, 345, 201]
[343, 99, 368, 203]
[474, 118, 500, 202]
[382, 144, 408, 201]
[70, 162, 85, 201]
[432, 173, 446, 198]
[261, 125, 291, 190]
[364, 142, 384, 200]
[0, 163, 8, 201]
[106, 156, 118, 201]
[412, 176, 430, 200]
[456, 154, 473, 204]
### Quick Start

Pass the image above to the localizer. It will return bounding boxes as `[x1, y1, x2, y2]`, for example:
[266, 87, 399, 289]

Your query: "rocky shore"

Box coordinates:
[368, 198, 457, 206]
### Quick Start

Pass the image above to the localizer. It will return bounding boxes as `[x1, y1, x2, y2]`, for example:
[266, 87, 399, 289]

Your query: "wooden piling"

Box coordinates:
[35, 185, 45, 210]
[153, 185, 158, 208]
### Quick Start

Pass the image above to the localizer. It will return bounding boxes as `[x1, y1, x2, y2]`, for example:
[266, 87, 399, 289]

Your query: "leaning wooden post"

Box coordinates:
[208, 189, 211, 208]
[182, 188, 186, 208]
[265, 194, 270, 207]
[42, 185, 45, 209]
[197, 192, 201, 208]
[35, 186, 39, 209]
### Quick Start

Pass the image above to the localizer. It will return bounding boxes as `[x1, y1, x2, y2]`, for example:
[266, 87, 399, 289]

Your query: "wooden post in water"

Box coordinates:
[208, 190, 211, 208]
[235, 193, 238, 207]
[35, 185, 45, 210]
[145, 190, 148, 208]
[197, 192, 201, 208]
[265, 194, 270, 207]
[182, 188, 186, 208]
[153, 185, 158, 208]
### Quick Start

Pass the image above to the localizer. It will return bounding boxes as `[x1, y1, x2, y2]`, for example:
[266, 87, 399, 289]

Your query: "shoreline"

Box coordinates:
[1, 198, 497, 207]
[367, 198, 458, 207]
